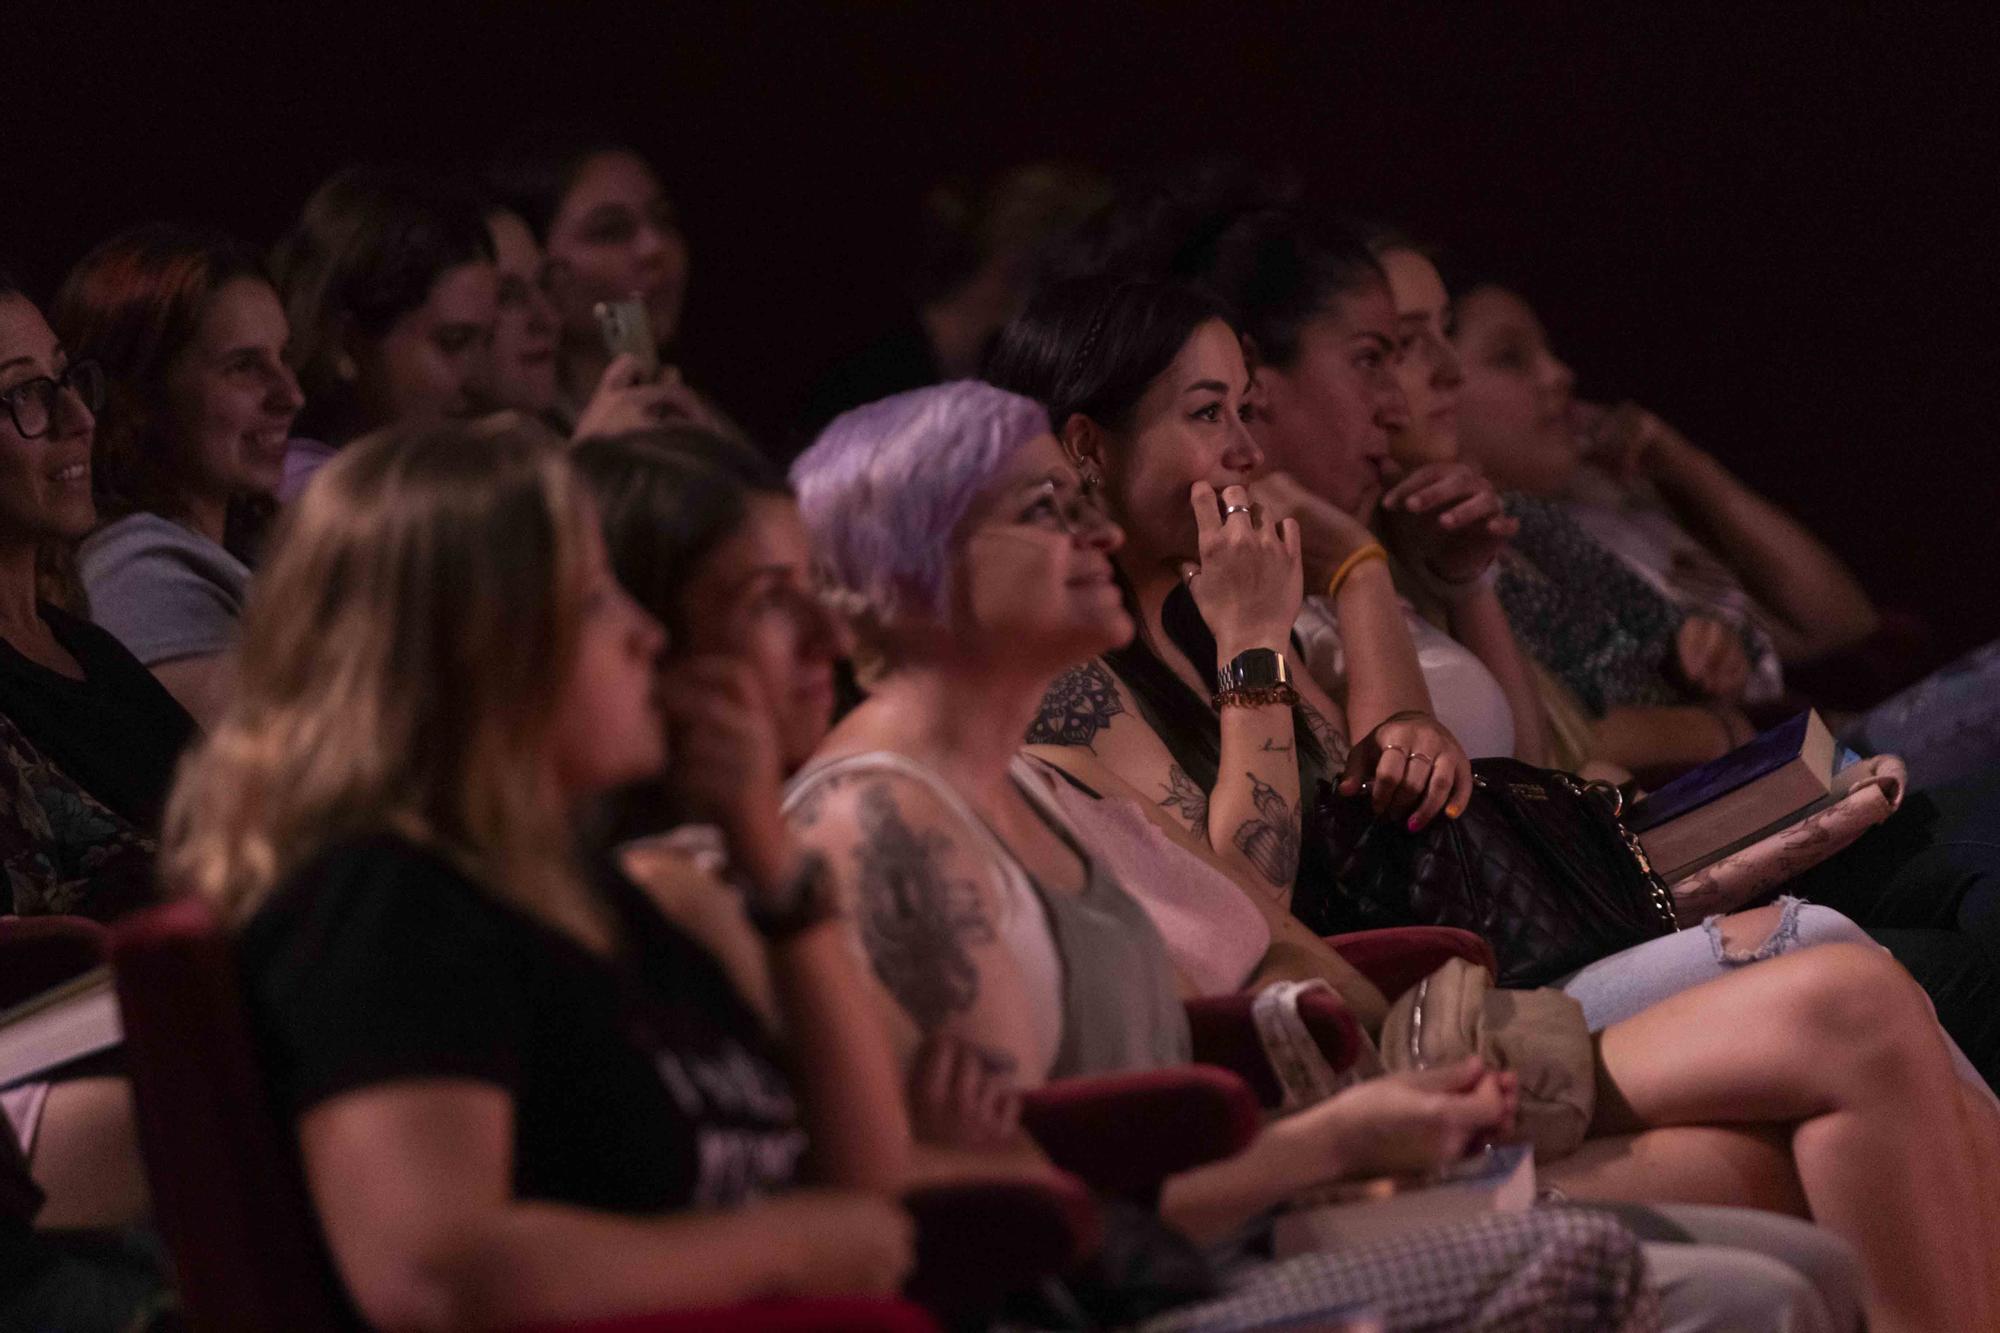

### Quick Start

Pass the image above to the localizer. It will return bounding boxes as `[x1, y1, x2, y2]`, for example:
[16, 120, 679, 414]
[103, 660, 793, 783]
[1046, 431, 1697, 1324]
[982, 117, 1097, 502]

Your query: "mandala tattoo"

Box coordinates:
[852, 783, 995, 1028]
[1028, 661, 1125, 750]
[1157, 765, 1211, 830]
[1231, 773, 1302, 888]
[1299, 702, 1349, 762]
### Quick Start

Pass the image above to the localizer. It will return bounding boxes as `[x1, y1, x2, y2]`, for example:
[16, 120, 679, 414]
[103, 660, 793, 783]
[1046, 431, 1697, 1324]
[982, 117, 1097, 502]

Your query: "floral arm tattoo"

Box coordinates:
[1157, 765, 1210, 832]
[1231, 773, 1302, 889]
[850, 782, 997, 1029]
[1299, 701, 1349, 763]
[1027, 661, 1125, 751]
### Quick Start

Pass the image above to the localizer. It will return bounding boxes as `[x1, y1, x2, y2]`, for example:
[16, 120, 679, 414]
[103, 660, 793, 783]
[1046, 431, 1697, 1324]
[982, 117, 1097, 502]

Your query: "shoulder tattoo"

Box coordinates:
[1027, 661, 1125, 751]
[1231, 772, 1302, 889]
[851, 783, 996, 1028]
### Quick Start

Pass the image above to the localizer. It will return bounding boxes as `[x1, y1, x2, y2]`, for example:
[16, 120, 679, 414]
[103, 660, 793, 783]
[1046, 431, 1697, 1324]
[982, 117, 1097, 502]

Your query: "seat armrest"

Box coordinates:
[1185, 993, 1364, 1107]
[1019, 1065, 1259, 1206]
[902, 1175, 1098, 1318]
[1324, 927, 1495, 1000]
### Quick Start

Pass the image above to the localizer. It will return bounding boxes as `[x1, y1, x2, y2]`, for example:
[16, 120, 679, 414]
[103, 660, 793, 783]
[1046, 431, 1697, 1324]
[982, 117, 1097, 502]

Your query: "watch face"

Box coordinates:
[1221, 648, 1290, 691]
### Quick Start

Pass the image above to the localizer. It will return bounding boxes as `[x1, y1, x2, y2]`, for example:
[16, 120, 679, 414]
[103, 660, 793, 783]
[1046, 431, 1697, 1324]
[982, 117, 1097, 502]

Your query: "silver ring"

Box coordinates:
[1409, 751, 1435, 767]
[1380, 743, 1410, 758]
[1222, 503, 1254, 517]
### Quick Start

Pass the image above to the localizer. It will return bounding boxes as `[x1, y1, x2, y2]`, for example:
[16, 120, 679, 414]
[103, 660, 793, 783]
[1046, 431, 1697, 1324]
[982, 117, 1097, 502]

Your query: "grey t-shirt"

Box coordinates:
[79, 513, 249, 665]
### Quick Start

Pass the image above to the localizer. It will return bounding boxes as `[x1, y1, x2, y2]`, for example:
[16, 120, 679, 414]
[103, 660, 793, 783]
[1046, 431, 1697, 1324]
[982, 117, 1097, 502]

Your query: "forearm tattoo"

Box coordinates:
[1231, 772, 1302, 888]
[1027, 661, 1125, 750]
[1299, 702, 1349, 763]
[1157, 764, 1211, 831]
[851, 783, 996, 1028]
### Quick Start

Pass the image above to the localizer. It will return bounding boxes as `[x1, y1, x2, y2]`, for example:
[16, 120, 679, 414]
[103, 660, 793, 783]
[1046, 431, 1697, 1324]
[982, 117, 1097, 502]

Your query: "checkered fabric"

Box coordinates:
[1138, 1210, 1660, 1333]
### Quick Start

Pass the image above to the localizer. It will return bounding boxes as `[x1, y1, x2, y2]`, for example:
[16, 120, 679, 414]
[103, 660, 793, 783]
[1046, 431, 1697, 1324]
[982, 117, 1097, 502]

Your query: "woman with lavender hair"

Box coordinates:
[784, 379, 1671, 1332]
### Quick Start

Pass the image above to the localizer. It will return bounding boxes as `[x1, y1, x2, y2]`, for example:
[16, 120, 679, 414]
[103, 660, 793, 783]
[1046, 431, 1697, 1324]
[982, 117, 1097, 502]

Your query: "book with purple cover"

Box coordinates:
[1626, 711, 1838, 880]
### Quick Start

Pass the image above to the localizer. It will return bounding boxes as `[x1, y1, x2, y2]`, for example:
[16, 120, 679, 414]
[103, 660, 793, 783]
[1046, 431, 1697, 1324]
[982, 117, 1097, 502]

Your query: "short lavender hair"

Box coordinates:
[791, 380, 1049, 624]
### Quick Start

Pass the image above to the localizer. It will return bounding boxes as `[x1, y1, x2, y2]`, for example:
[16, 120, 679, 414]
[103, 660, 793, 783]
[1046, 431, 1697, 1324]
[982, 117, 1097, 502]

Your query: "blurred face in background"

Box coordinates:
[677, 493, 845, 773]
[352, 259, 499, 430]
[1452, 284, 1581, 494]
[165, 276, 303, 500]
[1378, 248, 1464, 470]
[486, 209, 562, 415]
[543, 150, 689, 355]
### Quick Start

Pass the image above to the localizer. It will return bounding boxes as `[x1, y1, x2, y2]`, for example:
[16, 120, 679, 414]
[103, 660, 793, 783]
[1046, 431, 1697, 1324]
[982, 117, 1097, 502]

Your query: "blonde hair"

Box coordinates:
[164, 412, 609, 947]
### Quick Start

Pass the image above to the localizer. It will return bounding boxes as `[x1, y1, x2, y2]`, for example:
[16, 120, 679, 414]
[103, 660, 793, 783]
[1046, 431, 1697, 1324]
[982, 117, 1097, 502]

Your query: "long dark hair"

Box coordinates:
[571, 425, 787, 646]
[1067, 167, 1386, 373]
[52, 223, 277, 559]
[987, 273, 1328, 788]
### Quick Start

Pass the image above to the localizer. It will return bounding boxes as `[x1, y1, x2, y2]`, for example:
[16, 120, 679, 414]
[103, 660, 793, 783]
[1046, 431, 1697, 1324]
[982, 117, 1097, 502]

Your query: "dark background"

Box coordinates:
[12, 4, 1998, 659]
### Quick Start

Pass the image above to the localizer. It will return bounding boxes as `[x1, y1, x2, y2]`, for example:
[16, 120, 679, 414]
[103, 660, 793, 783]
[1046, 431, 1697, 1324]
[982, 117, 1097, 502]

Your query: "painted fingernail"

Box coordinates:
[1407, 816, 1422, 832]
[1446, 804, 1462, 819]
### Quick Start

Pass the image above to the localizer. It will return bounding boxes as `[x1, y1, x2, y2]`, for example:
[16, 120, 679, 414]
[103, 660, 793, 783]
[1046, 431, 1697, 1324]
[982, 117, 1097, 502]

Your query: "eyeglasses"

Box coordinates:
[1016, 479, 1114, 537]
[2, 360, 106, 439]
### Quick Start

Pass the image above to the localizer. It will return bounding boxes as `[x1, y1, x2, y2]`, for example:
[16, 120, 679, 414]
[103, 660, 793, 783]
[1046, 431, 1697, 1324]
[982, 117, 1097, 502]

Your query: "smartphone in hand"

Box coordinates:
[593, 295, 660, 380]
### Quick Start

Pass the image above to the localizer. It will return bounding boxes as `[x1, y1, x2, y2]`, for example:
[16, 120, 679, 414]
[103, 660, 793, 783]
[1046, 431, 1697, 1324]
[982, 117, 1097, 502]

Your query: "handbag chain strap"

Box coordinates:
[1551, 772, 1680, 933]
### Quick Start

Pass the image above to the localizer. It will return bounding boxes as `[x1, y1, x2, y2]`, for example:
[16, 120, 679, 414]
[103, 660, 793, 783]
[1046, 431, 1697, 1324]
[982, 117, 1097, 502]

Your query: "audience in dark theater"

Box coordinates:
[6, 49, 2000, 1333]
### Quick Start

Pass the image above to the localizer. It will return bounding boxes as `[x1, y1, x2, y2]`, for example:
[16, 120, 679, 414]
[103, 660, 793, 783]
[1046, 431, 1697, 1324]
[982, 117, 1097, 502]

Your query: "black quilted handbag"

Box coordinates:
[1313, 756, 1679, 988]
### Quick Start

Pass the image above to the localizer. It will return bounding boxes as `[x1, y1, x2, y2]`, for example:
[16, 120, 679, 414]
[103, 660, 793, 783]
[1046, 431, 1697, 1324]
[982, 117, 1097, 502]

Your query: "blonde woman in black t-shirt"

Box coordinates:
[164, 415, 914, 1329]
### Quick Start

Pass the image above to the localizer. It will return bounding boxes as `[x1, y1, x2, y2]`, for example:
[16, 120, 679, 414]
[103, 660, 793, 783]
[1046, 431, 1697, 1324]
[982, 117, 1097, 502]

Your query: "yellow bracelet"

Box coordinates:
[1325, 543, 1389, 600]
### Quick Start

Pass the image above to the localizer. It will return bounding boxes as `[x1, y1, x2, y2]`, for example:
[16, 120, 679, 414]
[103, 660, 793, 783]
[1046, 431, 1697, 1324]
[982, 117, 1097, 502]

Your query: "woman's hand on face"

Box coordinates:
[658, 655, 787, 846]
[1337, 711, 1473, 830]
[571, 355, 729, 444]
[1577, 400, 1699, 484]
[1280, 1057, 1517, 1181]
[1379, 463, 1520, 595]
[907, 1034, 1023, 1151]
[1184, 480, 1305, 657]
[1251, 470, 1378, 589]
[1673, 615, 1753, 703]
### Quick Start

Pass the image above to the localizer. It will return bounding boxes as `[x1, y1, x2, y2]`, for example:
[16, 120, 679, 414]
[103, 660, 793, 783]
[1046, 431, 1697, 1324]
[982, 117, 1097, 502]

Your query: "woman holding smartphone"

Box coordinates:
[487, 131, 734, 440]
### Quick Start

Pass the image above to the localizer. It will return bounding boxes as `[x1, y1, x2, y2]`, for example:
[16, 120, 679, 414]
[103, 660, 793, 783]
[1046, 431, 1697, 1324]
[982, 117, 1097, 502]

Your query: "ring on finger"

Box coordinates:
[1380, 743, 1410, 759]
[1222, 503, 1255, 518]
[1408, 751, 1434, 768]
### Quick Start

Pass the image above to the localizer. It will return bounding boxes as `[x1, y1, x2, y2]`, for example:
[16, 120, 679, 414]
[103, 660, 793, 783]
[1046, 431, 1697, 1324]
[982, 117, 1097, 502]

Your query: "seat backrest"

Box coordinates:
[109, 897, 347, 1332]
[0, 915, 108, 1010]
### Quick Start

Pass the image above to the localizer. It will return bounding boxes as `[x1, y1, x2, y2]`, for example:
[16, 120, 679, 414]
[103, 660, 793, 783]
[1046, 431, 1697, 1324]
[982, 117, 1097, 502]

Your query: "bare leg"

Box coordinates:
[27, 1077, 148, 1230]
[1590, 942, 1996, 1333]
[1544, 1123, 1807, 1216]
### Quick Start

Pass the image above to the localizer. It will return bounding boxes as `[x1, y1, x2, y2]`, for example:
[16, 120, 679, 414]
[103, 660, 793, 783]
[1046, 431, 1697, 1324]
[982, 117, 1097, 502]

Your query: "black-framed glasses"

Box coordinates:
[2, 360, 106, 439]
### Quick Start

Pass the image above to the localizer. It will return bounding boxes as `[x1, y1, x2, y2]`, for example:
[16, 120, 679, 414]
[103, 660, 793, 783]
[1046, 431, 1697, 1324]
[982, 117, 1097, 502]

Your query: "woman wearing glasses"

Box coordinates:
[0, 271, 176, 1326]
[52, 225, 306, 728]
[0, 271, 192, 914]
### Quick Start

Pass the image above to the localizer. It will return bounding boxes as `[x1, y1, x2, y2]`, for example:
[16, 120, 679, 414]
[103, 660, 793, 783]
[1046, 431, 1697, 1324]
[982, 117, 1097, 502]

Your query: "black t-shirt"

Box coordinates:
[0, 604, 196, 831]
[238, 834, 806, 1218]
